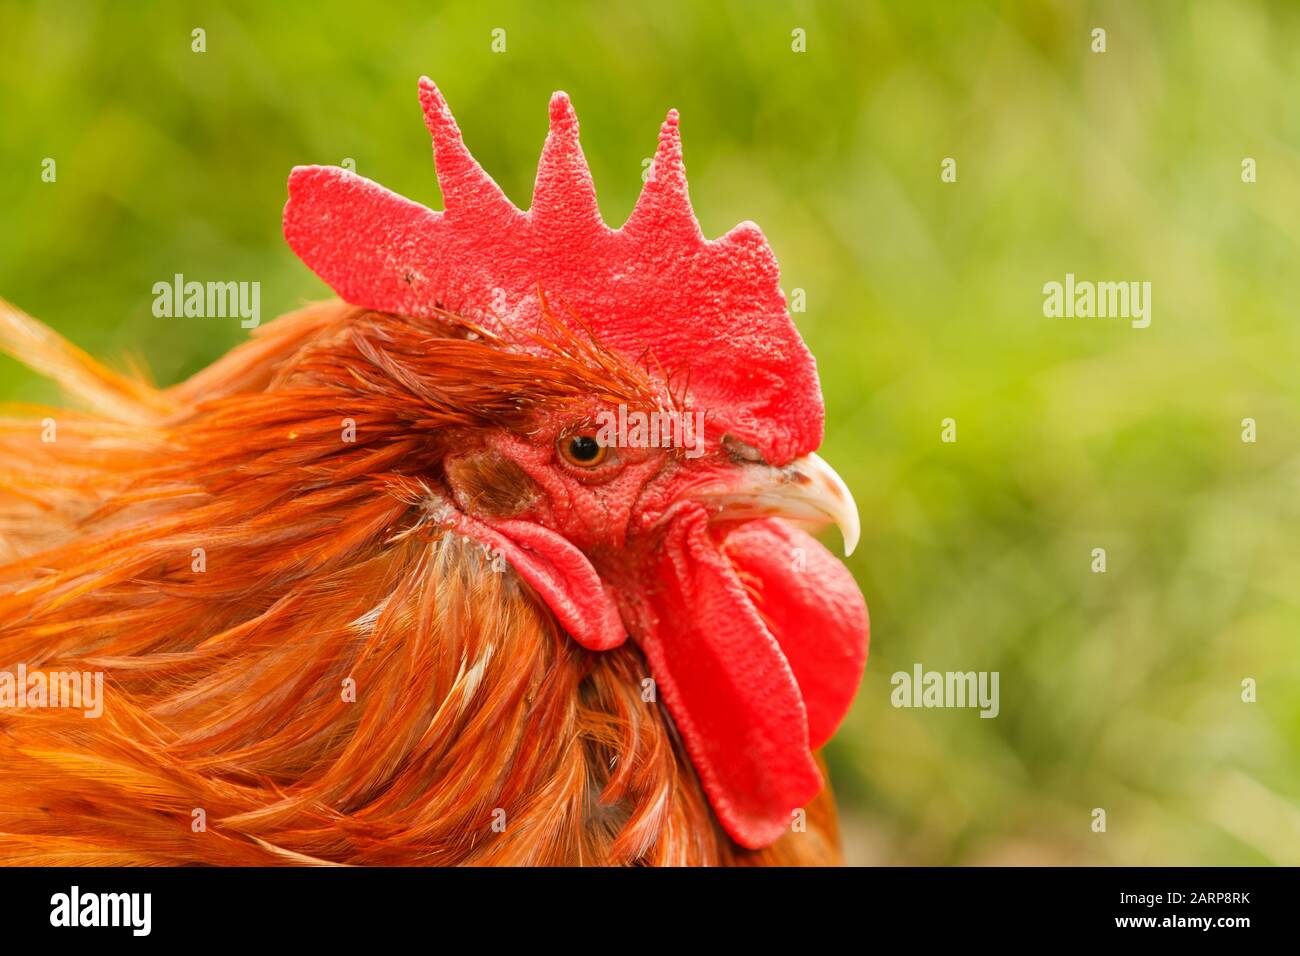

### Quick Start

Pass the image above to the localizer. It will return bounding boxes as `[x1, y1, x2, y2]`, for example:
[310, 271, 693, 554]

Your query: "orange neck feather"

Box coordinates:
[0, 299, 839, 865]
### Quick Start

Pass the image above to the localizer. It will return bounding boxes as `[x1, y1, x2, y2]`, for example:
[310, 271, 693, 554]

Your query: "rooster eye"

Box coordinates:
[558, 433, 609, 468]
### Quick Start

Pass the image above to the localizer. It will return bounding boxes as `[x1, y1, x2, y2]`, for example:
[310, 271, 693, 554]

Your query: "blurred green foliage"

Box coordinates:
[1, 0, 1297, 864]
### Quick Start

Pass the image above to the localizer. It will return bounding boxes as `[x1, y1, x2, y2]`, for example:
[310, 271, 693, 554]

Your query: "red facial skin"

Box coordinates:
[443, 418, 869, 850]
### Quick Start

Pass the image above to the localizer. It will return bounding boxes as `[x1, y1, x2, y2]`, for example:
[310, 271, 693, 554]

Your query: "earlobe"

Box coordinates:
[443, 509, 627, 652]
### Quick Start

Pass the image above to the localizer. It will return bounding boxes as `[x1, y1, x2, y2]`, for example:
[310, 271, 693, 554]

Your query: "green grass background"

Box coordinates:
[2, 0, 1298, 864]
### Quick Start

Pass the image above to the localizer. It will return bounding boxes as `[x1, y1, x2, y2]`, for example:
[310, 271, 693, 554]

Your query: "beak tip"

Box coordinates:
[841, 516, 860, 558]
[806, 452, 861, 562]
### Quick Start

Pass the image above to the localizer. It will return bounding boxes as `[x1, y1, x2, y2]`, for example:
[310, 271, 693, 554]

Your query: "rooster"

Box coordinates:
[0, 79, 868, 866]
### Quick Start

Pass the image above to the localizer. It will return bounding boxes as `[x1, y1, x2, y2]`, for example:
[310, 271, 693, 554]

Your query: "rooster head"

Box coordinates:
[282, 78, 869, 850]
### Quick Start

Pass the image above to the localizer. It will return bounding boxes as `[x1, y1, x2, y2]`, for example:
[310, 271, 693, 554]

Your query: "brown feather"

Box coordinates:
[0, 297, 840, 865]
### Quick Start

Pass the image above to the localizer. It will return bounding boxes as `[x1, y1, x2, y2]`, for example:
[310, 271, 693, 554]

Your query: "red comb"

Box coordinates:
[283, 78, 824, 463]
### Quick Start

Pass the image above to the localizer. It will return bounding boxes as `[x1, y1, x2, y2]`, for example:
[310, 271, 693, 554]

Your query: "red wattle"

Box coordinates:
[633, 507, 824, 850]
[720, 520, 869, 749]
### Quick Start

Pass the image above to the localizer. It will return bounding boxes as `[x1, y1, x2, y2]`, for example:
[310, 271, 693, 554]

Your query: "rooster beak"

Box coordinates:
[689, 452, 861, 557]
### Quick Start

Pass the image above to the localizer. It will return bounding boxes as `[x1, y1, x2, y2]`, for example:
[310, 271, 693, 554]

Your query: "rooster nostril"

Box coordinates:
[722, 435, 765, 464]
